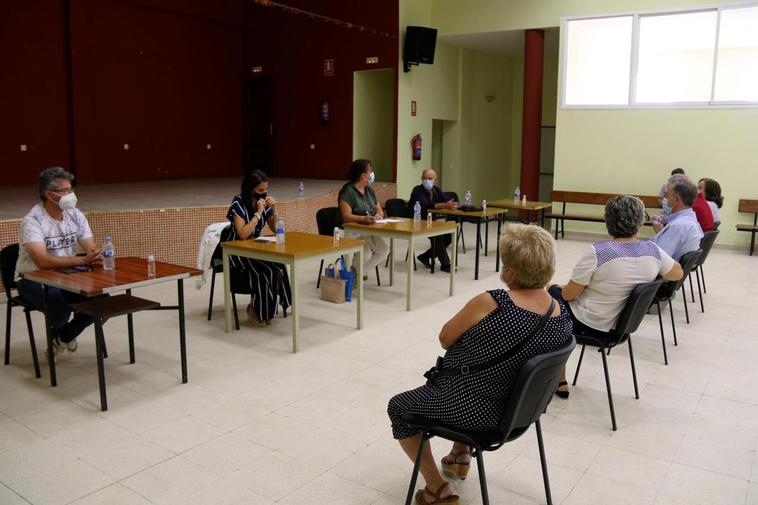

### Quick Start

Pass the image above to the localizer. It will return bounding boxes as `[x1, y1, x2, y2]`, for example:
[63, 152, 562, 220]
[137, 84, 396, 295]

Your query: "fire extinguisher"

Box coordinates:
[320, 98, 330, 124]
[411, 134, 422, 161]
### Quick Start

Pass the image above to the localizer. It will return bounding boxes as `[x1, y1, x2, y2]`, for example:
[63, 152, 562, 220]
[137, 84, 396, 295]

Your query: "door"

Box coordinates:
[243, 77, 274, 175]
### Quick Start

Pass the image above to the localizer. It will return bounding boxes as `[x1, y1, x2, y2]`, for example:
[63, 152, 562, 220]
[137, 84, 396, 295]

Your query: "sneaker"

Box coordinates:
[417, 254, 433, 269]
[60, 338, 77, 353]
[44, 336, 64, 363]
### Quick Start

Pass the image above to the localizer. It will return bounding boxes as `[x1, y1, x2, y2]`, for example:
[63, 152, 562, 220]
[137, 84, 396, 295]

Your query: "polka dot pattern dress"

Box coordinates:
[388, 289, 573, 439]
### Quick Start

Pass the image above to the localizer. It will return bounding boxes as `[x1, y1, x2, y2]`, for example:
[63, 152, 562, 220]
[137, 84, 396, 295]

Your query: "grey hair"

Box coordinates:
[604, 196, 645, 238]
[38, 167, 74, 201]
[667, 175, 697, 207]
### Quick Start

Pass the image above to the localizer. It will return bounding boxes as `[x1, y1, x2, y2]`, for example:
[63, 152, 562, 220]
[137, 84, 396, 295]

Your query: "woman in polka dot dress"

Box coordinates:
[388, 224, 572, 505]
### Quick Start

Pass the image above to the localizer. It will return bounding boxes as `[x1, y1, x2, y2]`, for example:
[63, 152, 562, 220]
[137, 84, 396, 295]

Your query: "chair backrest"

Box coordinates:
[316, 207, 341, 236]
[0, 243, 20, 295]
[694, 230, 719, 267]
[611, 279, 664, 338]
[385, 198, 409, 218]
[499, 337, 576, 439]
[738, 199, 758, 214]
[211, 224, 234, 262]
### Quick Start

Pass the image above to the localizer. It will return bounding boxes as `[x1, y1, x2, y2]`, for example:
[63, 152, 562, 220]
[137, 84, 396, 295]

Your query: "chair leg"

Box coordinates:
[101, 336, 108, 359]
[696, 268, 704, 313]
[475, 450, 490, 505]
[375, 265, 381, 286]
[4, 302, 11, 366]
[535, 420, 554, 505]
[207, 270, 216, 321]
[404, 434, 429, 505]
[572, 344, 586, 385]
[688, 273, 695, 303]
[600, 347, 617, 431]
[232, 293, 240, 331]
[460, 223, 466, 254]
[25, 309, 41, 379]
[628, 337, 639, 400]
[682, 286, 690, 324]
[700, 264, 707, 294]
[656, 301, 668, 365]
[669, 298, 678, 346]
[316, 259, 324, 288]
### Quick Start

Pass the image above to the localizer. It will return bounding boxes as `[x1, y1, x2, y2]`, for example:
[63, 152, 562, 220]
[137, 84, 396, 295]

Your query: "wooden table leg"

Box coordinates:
[496, 217, 502, 272]
[290, 260, 299, 353]
[475, 221, 482, 280]
[449, 228, 457, 297]
[357, 247, 363, 329]
[389, 238, 395, 286]
[407, 237, 414, 311]
[42, 285, 57, 387]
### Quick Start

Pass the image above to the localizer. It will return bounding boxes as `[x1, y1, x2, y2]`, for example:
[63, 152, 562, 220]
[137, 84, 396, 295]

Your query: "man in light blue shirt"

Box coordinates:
[652, 175, 703, 260]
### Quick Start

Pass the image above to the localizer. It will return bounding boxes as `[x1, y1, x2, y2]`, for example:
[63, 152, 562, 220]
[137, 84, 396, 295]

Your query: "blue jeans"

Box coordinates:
[16, 279, 95, 343]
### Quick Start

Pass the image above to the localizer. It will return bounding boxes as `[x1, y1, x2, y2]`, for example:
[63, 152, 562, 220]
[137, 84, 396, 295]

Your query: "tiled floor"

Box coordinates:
[1, 229, 757, 505]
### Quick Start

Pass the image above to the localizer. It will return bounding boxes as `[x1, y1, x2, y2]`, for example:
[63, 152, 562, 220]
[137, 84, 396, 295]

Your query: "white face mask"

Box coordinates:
[422, 179, 434, 190]
[57, 192, 78, 210]
[368, 172, 375, 184]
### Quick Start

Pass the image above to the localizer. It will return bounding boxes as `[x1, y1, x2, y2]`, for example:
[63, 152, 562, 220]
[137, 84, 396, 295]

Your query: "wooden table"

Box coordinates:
[487, 199, 553, 228]
[429, 208, 508, 280]
[344, 218, 458, 311]
[221, 232, 364, 352]
[20, 257, 202, 411]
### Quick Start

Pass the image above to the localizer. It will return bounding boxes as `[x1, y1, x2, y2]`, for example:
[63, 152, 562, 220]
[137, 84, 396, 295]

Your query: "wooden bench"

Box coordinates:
[546, 190, 662, 239]
[736, 199, 758, 256]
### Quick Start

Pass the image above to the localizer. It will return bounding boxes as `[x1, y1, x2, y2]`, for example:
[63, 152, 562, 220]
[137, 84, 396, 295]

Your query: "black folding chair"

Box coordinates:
[403, 337, 576, 505]
[316, 207, 380, 287]
[687, 231, 719, 313]
[573, 280, 663, 430]
[652, 250, 702, 364]
[1, 244, 41, 378]
[206, 226, 252, 331]
[384, 198, 416, 271]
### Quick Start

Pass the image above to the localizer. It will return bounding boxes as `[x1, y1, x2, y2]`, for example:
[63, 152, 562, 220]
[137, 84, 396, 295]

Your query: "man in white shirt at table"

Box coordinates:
[15, 167, 103, 359]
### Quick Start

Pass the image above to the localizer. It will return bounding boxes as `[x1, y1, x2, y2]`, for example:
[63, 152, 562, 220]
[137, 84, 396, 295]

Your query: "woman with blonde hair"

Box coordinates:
[387, 224, 572, 505]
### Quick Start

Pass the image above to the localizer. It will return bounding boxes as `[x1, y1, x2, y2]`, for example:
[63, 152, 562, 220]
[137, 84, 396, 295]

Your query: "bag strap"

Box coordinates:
[425, 299, 556, 380]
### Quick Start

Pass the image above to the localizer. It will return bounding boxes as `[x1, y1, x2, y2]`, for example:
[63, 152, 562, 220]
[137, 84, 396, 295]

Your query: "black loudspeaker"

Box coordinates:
[404, 26, 437, 72]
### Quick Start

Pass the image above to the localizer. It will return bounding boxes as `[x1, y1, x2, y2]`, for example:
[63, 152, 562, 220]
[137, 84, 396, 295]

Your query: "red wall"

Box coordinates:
[0, 0, 398, 186]
[0, 0, 71, 186]
[244, 1, 398, 180]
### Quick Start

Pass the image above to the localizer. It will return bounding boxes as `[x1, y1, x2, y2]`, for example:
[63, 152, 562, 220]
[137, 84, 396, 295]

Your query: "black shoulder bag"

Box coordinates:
[424, 299, 556, 382]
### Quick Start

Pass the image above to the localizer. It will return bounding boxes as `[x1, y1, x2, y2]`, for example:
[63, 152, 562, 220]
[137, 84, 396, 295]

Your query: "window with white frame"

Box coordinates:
[562, 4, 758, 107]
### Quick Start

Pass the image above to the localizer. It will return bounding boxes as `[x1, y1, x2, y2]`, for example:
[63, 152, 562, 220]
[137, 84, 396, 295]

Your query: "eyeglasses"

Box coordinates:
[49, 187, 73, 195]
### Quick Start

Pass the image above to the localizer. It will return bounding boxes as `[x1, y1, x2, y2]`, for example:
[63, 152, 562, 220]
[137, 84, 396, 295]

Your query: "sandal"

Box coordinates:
[246, 305, 266, 327]
[441, 451, 471, 480]
[415, 482, 459, 505]
[555, 380, 570, 399]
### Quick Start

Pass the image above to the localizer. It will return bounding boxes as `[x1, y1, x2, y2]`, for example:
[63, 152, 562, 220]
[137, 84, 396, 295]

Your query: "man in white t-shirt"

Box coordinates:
[549, 196, 683, 397]
[15, 167, 103, 359]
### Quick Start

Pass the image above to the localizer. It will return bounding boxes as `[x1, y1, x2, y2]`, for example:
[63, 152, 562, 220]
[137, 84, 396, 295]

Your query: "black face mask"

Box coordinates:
[254, 192, 267, 201]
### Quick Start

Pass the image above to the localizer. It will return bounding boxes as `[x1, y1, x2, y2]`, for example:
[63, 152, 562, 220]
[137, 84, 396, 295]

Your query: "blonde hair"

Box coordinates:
[499, 223, 556, 289]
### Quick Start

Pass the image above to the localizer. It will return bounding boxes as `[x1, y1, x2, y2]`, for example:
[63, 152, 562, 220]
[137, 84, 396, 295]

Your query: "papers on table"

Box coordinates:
[373, 219, 403, 224]
[254, 236, 277, 242]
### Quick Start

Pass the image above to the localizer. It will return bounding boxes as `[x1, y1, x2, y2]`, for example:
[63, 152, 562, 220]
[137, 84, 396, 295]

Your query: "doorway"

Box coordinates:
[353, 68, 394, 182]
[243, 76, 274, 175]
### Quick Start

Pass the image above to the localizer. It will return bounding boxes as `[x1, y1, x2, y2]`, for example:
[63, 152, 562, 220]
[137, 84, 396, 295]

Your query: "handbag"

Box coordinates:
[326, 257, 354, 302]
[424, 299, 556, 381]
[320, 263, 346, 304]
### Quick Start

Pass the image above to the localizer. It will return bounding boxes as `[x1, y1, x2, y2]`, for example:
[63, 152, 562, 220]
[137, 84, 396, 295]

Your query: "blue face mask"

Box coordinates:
[662, 198, 672, 215]
[368, 172, 375, 184]
[422, 179, 434, 190]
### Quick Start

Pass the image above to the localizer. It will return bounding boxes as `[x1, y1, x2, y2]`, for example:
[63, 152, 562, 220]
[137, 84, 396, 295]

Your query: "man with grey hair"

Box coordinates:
[652, 175, 703, 260]
[15, 167, 103, 360]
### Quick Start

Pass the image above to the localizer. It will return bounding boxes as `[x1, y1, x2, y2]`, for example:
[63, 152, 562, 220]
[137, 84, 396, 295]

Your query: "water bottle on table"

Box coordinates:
[514, 186, 521, 204]
[103, 235, 115, 271]
[147, 255, 156, 278]
[298, 181, 305, 197]
[276, 218, 285, 244]
[464, 190, 472, 207]
[413, 201, 421, 224]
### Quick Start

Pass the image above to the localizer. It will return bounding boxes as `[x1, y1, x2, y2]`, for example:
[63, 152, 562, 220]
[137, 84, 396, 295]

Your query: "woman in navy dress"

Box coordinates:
[226, 170, 292, 326]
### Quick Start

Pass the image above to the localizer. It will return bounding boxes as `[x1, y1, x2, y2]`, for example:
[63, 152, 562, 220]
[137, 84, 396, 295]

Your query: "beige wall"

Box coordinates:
[423, 0, 758, 247]
[353, 68, 395, 182]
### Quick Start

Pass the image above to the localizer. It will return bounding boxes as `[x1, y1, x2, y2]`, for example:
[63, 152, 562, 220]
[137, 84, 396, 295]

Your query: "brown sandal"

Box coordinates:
[441, 451, 471, 480]
[247, 305, 266, 327]
[415, 482, 459, 505]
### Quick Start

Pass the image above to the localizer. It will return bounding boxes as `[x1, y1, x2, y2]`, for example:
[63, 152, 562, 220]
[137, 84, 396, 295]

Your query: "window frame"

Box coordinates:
[560, 2, 758, 109]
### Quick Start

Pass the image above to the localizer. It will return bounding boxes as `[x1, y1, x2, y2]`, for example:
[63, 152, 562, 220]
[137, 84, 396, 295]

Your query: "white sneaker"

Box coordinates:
[61, 338, 77, 353]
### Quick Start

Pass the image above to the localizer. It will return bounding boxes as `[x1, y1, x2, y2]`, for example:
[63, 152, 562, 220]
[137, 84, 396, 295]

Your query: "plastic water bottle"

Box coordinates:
[427, 212, 433, 227]
[482, 199, 487, 211]
[522, 194, 527, 206]
[276, 218, 285, 244]
[298, 181, 305, 197]
[333, 226, 340, 244]
[413, 201, 421, 224]
[514, 186, 521, 204]
[103, 235, 115, 271]
[147, 255, 156, 278]
[464, 190, 472, 207]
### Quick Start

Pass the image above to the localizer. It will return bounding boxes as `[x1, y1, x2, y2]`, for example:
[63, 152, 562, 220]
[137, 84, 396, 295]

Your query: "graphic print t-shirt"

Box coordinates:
[15, 203, 93, 279]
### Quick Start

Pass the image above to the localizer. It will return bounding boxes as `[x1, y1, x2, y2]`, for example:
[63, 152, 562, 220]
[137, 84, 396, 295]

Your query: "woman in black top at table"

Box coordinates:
[408, 168, 458, 272]
[226, 170, 291, 327]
